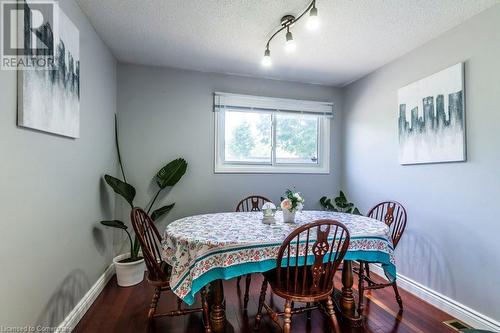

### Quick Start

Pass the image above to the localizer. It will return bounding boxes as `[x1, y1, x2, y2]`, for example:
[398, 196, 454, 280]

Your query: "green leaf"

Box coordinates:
[319, 196, 337, 211]
[132, 236, 141, 259]
[156, 158, 188, 189]
[100, 220, 127, 230]
[104, 175, 136, 207]
[335, 195, 347, 206]
[114, 114, 127, 183]
[336, 201, 348, 209]
[321, 190, 361, 214]
[151, 203, 175, 221]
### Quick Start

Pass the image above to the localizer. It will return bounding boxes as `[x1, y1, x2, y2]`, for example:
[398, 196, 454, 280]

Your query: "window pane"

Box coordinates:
[276, 114, 319, 164]
[224, 110, 272, 163]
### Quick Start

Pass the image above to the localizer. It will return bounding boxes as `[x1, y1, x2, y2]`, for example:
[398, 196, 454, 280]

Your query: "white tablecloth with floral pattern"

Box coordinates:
[162, 211, 396, 305]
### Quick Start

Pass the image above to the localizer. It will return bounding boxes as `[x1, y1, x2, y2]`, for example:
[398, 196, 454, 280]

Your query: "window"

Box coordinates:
[214, 93, 332, 173]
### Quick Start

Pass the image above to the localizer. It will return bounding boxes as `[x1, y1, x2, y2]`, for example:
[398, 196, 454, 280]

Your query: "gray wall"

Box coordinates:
[0, 0, 117, 328]
[116, 64, 342, 228]
[342, 5, 500, 322]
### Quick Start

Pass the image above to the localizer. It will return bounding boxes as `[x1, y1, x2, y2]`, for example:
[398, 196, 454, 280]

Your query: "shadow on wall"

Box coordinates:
[92, 226, 107, 255]
[94, 177, 124, 263]
[397, 228, 455, 296]
[35, 269, 90, 329]
[99, 177, 113, 219]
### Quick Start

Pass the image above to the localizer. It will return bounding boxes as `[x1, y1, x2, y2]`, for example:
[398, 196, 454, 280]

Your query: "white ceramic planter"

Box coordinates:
[113, 253, 146, 287]
[282, 209, 297, 223]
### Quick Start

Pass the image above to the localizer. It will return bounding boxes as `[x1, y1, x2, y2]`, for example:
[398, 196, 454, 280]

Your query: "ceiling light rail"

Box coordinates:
[262, 0, 319, 67]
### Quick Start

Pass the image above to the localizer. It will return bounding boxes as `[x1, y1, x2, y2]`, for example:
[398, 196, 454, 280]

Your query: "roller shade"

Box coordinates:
[214, 92, 334, 117]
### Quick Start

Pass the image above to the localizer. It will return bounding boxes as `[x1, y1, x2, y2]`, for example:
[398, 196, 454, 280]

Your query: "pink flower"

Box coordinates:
[281, 199, 292, 210]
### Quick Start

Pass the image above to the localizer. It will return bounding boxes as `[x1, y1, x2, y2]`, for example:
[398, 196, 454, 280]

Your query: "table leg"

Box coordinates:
[341, 260, 356, 313]
[333, 260, 363, 327]
[209, 280, 234, 333]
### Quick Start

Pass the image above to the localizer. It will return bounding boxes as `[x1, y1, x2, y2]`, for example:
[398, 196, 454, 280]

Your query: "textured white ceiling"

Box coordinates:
[76, 0, 498, 86]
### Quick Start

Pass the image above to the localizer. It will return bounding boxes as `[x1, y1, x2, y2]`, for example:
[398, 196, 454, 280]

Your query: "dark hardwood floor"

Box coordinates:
[75, 270, 458, 333]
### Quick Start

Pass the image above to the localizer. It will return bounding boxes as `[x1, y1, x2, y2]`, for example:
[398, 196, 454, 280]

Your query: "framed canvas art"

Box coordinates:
[17, 2, 80, 138]
[398, 63, 466, 165]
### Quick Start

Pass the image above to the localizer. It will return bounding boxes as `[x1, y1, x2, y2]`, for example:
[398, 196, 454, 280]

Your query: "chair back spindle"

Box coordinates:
[131, 208, 167, 281]
[235, 195, 271, 212]
[367, 201, 407, 248]
[275, 220, 350, 298]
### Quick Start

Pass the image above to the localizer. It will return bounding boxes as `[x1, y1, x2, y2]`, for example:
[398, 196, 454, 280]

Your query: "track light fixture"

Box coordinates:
[262, 0, 320, 67]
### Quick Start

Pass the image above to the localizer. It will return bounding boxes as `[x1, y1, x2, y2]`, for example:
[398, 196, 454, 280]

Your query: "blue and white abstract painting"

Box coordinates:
[398, 63, 466, 165]
[18, 4, 80, 138]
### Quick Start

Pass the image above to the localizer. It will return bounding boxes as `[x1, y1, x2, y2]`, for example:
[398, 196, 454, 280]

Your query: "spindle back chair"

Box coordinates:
[235, 195, 271, 212]
[131, 208, 166, 282]
[234, 195, 271, 309]
[367, 201, 407, 248]
[255, 220, 350, 333]
[275, 220, 350, 299]
[130, 208, 211, 332]
[357, 201, 408, 314]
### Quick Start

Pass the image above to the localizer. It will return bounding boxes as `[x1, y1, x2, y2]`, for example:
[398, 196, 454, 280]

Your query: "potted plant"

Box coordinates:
[100, 115, 187, 287]
[319, 191, 362, 215]
[280, 189, 304, 223]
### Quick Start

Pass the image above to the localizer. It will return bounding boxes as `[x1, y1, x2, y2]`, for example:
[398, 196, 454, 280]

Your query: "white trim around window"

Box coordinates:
[214, 93, 332, 174]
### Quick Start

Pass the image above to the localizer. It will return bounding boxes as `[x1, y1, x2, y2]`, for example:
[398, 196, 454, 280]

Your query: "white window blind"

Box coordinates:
[214, 92, 334, 118]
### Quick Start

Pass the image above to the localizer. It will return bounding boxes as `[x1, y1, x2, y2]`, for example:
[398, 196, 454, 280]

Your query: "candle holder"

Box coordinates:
[262, 202, 277, 224]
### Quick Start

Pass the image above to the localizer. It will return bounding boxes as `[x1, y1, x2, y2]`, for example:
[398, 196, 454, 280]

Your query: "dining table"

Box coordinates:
[161, 210, 396, 332]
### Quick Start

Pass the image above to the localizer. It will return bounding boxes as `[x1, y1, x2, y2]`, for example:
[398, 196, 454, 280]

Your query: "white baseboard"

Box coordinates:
[56, 263, 115, 332]
[54, 262, 500, 332]
[369, 264, 500, 332]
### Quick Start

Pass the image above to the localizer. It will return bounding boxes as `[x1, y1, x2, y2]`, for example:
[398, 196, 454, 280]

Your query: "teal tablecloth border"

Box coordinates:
[181, 250, 395, 305]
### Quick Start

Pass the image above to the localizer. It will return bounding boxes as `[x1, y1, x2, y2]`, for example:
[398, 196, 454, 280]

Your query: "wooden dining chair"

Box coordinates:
[235, 195, 271, 310]
[254, 220, 350, 333]
[357, 201, 407, 314]
[130, 208, 211, 332]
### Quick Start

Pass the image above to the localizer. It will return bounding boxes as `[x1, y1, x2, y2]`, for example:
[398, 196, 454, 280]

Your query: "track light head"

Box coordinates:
[307, 5, 319, 30]
[285, 29, 296, 53]
[262, 48, 272, 67]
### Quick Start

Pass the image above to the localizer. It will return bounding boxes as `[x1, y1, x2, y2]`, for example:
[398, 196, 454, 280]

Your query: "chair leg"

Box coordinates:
[148, 287, 161, 321]
[244, 274, 252, 310]
[365, 262, 373, 286]
[283, 300, 292, 333]
[326, 296, 341, 333]
[177, 297, 183, 311]
[306, 302, 311, 321]
[237, 276, 242, 287]
[392, 282, 403, 309]
[201, 287, 212, 333]
[254, 278, 268, 330]
[358, 261, 365, 314]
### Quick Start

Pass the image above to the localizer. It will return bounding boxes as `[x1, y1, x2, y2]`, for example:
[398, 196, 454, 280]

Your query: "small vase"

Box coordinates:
[282, 209, 296, 223]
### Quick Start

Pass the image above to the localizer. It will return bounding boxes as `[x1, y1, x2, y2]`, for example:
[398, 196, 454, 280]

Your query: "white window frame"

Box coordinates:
[214, 93, 332, 174]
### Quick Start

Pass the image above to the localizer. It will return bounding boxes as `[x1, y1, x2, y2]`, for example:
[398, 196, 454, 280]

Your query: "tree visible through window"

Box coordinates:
[276, 114, 318, 164]
[229, 121, 254, 158]
[224, 111, 271, 163]
[224, 110, 318, 165]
